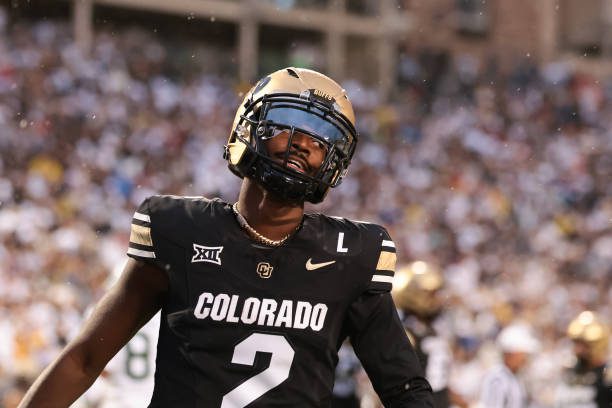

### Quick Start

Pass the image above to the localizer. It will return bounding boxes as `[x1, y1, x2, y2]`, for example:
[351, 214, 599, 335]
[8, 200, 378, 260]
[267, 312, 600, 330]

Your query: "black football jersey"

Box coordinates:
[126, 196, 431, 407]
[555, 362, 611, 408]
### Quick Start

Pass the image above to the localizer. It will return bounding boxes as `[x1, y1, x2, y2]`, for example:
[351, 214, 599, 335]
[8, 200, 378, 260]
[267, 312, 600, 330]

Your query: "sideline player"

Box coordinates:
[19, 68, 433, 407]
[392, 261, 467, 408]
[554, 311, 611, 408]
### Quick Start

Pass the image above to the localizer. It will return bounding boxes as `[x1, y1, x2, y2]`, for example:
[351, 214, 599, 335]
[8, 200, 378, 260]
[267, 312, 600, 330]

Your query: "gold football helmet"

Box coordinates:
[224, 67, 358, 203]
[567, 311, 610, 363]
[392, 261, 444, 318]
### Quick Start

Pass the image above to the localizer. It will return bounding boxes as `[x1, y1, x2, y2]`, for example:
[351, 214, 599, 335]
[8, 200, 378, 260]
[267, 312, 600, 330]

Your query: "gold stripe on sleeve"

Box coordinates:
[376, 251, 396, 271]
[130, 224, 153, 246]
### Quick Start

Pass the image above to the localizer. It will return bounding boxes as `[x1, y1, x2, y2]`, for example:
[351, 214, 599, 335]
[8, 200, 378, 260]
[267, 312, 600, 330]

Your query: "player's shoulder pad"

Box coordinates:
[315, 215, 397, 293]
[140, 194, 212, 216]
[127, 195, 218, 260]
[314, 214, 391, 238]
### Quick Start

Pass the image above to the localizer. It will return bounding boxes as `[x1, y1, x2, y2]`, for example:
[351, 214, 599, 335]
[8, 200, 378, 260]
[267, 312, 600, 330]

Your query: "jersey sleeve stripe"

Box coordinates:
[131, 218, 150, 228]
[382, 240, 395, 249]
[372, 270, 394, 277]
[376, 251, 397, 271]
[371, 275, 394, 283]
[133, 212, 151, 223]
[130, 224, 153, 246]
[127, 247, 156, 258]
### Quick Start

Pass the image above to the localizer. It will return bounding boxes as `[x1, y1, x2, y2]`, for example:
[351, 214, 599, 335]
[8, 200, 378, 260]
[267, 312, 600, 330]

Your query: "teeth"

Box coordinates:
[287, 160, 304, 171]
[287, 159, 303, 170]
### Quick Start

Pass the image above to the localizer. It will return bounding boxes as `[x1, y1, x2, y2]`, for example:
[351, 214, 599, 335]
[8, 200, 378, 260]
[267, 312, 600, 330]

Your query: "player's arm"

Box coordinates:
[347, 292, 434, 407]
[18, 258, 168, 408]
[346, 227, 433, 407]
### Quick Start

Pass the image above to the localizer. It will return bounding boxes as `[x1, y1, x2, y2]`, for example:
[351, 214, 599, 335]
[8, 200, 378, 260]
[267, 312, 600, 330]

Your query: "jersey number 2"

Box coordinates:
[221, 333, 295, 408]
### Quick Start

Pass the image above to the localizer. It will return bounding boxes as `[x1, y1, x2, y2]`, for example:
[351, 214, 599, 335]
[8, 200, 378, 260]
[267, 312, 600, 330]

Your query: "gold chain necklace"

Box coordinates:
[232, 202, 300, 247]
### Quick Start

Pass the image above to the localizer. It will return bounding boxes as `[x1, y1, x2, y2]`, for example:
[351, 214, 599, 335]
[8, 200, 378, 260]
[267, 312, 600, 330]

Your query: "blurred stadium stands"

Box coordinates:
[0, 1, 610, 407]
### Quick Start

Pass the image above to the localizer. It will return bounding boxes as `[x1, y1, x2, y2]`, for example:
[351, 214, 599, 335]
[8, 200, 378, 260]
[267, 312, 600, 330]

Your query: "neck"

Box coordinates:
[236, 179, 304, 241]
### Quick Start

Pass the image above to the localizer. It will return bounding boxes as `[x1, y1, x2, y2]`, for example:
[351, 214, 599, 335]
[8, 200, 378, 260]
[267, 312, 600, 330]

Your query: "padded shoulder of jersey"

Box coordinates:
[127, 195, 225, 263]
[307, 213, 392, 245]
[304, 214, 397, 293]
[144, 195, 220, 223]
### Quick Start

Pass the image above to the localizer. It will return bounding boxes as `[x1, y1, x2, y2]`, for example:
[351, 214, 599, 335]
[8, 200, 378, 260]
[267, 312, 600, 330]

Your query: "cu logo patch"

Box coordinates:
[256, 262, 273, 278]
[191, 243, 223, 265]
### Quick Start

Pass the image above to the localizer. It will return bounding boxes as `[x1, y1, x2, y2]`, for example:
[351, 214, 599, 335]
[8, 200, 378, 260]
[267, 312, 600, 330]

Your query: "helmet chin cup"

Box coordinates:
[255, 160, 311, 203]
[251, 153, 329, 203]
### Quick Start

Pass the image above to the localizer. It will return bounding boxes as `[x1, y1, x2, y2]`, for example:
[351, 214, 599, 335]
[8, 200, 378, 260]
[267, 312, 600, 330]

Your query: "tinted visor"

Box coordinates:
[264, 106, 352, 156]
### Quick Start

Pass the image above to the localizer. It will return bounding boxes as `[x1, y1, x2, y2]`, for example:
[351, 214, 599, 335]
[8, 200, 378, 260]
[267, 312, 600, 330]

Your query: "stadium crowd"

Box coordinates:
[0, 8, 610, 407]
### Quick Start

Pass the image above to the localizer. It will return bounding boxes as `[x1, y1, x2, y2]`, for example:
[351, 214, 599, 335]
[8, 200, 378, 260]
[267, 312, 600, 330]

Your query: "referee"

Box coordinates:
[478, 323, 540, 408]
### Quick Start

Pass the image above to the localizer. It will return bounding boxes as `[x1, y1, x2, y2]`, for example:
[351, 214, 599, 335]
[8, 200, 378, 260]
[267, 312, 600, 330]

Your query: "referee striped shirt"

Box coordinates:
[479, 364, 528, 408]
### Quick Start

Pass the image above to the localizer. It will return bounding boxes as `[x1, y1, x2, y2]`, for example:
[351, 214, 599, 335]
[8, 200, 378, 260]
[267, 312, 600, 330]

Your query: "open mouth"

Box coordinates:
[276, 153, 309, 174]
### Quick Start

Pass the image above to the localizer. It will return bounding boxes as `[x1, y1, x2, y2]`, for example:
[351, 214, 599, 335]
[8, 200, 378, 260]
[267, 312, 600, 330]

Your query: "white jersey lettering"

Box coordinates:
[211, 293, 231, 320]
[241, 297, 260, 324]
[337, 232, 348, 253]
[193, 292, 328, 332]
[310, 304, 328, 331]
[258, 299, 278, 326]
[194, 292, 214, 319]
[274, 300, 294, 328]
[294, 301, 312, 329]
[227, 295, 241, 323]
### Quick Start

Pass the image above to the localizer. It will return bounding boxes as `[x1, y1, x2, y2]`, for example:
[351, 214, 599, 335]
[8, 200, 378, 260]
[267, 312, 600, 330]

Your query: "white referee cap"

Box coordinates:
[497, 323, 540, 354]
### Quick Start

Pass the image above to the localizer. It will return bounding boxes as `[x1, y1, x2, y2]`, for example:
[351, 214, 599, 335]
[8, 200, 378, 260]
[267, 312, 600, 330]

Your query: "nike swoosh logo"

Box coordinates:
[305, 258, 336, 271]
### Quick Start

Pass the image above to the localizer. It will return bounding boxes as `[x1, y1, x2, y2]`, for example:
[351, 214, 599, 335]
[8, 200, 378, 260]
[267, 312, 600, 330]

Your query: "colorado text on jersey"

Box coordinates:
[193, 292, 328, 332]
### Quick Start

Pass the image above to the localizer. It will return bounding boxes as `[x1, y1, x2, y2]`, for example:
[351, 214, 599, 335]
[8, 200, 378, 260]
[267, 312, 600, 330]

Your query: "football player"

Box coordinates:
[19, 68, 433, 407]
[554, 311, 611, 408]
[391, 261, 466, 408]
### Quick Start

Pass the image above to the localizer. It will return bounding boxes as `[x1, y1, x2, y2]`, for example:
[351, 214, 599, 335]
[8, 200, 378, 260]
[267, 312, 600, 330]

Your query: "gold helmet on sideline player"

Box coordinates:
[567, 311, 610, 364]
[391, 261, 444, 319]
